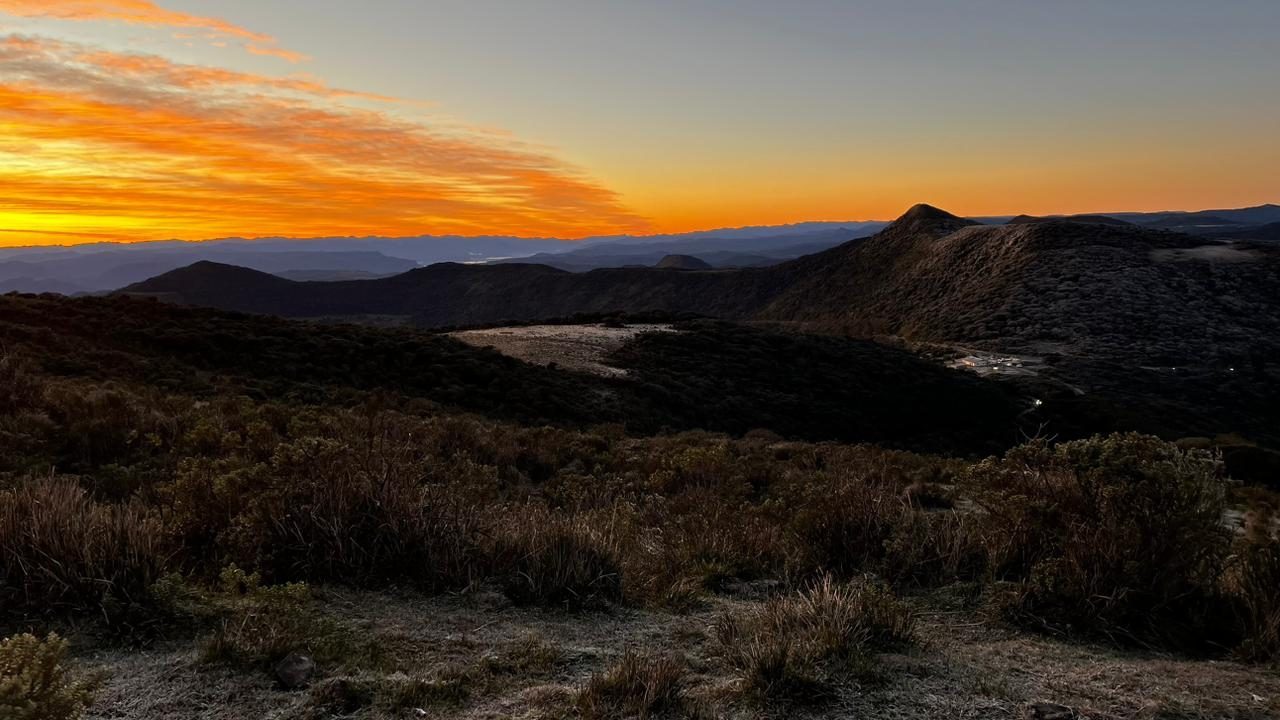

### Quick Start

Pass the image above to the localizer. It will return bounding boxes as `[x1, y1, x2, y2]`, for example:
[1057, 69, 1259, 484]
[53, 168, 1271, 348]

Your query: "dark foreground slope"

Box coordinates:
[0, 294, 1027, 454]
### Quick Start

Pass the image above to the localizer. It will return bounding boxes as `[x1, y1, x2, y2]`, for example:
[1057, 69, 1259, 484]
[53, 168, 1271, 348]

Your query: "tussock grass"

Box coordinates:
[576, 650, 693, 720]
[0, 476, 168, 623]
[715, 576, 915, 701]
[494, 508, 622, 609]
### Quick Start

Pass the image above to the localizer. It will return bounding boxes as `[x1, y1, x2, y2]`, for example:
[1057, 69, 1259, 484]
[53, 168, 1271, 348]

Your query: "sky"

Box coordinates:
[1, 1, 1278, 246]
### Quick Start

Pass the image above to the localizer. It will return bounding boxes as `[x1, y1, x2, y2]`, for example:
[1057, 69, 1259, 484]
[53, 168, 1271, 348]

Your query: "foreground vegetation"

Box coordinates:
[2, 294, 1278, 719]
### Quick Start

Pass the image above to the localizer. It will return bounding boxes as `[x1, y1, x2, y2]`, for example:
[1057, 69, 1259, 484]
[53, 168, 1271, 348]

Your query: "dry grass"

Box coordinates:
[575, 650, 694, 720]
[493, 509, 623, 609]
[0, 476, 168, 624]
[1224, 535, 1280, 663]
[714, 576, 915, 701]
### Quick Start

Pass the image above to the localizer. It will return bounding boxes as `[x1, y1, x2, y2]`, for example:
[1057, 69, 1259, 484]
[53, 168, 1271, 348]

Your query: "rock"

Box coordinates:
[274, 652, 316, 689]
[1026, 702, 1077, 720]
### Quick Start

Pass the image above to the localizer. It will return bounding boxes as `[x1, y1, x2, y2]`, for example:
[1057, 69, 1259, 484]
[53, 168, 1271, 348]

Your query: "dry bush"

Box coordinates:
[1224, 534, 1280, 663]
[880, 510, 985, 588]
[493, 507, 622, 608]
[576, 650, 692, 720]
[612, 495, 791, 609]
[220, 434, 492, 590]
[714, 576, 915, 701]
[0, 476, 168, 622]
[969, 434, 1234, 650]
[0, 633, 97, 720]
[0, 351, 44, 412]
[783, 471, 909, 578]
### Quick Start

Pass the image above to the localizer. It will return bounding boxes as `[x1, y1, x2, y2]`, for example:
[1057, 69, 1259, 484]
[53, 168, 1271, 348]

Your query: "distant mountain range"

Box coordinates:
[0, 222, 881, 294]
[6, 204, 1277, 294]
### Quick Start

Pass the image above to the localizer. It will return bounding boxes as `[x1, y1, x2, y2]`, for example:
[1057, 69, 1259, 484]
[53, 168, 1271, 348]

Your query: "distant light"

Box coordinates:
[1229, 367, 1236, 372]
[1033, 398, 1043, 407]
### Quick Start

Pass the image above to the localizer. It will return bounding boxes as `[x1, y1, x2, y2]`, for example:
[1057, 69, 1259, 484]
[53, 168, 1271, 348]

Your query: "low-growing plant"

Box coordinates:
[305, 670, 474, 717]
[576, 650, 692, 720]
[714, 576, 915, 701]
[0, 633, 98, 720]
[196, 566, 379, 672]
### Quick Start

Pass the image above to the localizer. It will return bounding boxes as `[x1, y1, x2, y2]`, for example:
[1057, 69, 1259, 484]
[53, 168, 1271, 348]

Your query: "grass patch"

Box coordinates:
[714, 576, 915, 702]
[576, 650, 696, 720]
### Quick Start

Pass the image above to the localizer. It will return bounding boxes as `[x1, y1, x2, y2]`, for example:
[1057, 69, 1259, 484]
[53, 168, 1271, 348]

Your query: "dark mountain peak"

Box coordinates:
[655, 254, 712, 270]
[897, 203, 961, 223]
[122, 261, 293, 302]
[880, 204, 978, 238]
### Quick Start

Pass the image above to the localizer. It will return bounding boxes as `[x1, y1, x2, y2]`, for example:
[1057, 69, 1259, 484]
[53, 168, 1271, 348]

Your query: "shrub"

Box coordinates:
[615, 497, 789, 609]
[0, 476, 168, 623]
[969, 434, 1233, 650]
[784, 471, 910, 578]
[714, 576, 914, 701]
[576, 651, 691, 720]
[0, 352, 44, 412]
[195, 566, 378, 671]
[0, 633, 97, 720]
[222, 435, 490, 590]
[494, 509, 622, 608]
[1225, 534, 1280, 663]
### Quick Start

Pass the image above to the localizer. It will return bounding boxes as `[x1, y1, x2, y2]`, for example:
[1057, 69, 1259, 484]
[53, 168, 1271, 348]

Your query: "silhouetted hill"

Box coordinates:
[127, 258, 782, 326]
[655, 254, 713, 270]
[0, 249, 418, 294]
[1143, 214, 1240, 229]
[1008, 214, 1132, 226]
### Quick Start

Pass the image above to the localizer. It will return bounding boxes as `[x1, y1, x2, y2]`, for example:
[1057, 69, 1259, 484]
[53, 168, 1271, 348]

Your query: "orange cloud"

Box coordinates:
[0, 0, 302, 62]
[0, 35, 649, 245]
[246, 43, 310, 64]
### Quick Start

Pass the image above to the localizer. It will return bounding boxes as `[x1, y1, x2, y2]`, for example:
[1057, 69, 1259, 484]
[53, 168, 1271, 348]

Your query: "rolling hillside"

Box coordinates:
[127, 204, 1280, 366]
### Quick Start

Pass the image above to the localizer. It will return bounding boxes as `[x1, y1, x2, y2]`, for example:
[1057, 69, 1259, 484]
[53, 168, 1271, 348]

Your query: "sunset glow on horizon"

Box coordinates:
[2, 1, 1278, 246]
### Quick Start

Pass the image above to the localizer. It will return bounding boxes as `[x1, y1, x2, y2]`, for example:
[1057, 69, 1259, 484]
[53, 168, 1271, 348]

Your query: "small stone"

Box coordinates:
[274, 652, 316, 689]
[1026, 702, 1077, 720]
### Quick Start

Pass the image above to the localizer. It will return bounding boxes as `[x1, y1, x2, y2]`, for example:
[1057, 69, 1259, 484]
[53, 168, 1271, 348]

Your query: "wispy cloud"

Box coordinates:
[0, 35, 649, 245]
[0, 0, 305, 61]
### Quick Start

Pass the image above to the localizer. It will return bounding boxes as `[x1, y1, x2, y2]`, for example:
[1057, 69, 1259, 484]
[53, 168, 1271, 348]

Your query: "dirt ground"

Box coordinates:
[78, 585, 1280, 720]
[450, 324, 674, 377]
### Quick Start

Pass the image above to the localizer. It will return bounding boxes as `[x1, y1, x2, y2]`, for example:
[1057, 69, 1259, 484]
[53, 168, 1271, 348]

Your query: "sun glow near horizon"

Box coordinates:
[1, 1, 1278, 247]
